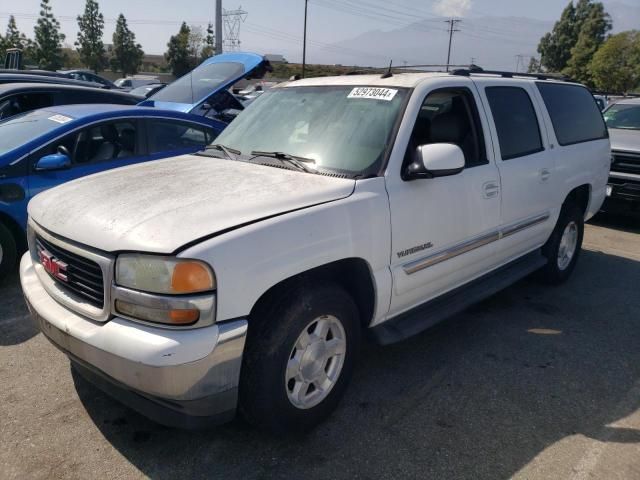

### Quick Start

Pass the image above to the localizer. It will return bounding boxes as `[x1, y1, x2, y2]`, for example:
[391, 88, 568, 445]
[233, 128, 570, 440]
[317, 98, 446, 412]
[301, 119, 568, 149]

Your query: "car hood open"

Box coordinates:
[138, 52, 270, 113]
[29, 155, 355, 253]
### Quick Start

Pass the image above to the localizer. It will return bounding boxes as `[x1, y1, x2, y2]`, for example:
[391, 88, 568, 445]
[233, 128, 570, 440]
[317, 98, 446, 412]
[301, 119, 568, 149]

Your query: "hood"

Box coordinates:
[609, 128, 640, 153]
[138, 52, 270, 113]
[29, 155, 355, 253]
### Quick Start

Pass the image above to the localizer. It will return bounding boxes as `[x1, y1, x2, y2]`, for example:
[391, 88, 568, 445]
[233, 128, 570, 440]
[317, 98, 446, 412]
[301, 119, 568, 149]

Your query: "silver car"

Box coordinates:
[603, 98, 640, 210]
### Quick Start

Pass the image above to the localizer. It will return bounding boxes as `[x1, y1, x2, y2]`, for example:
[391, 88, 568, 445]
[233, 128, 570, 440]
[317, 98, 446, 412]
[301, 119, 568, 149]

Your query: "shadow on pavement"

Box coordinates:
[590, 210, 640, 234]
[0, 272, 37, 346]
[64, 248, 640, 478]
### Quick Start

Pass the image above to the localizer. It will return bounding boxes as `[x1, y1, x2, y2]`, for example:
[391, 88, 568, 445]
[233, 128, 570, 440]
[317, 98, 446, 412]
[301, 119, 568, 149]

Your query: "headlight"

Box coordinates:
[115, 254, 216, 294]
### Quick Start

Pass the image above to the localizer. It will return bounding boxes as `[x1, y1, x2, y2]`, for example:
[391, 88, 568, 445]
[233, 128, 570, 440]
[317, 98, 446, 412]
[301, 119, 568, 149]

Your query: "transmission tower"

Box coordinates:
[222, 6, 248, 51]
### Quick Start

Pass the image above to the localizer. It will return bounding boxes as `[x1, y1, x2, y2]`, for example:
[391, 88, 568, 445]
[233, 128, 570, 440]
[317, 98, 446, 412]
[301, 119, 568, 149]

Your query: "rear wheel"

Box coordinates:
[0, 222, 17, 282]
[239, 282, 360, 433]
[537, 202, 584, 284]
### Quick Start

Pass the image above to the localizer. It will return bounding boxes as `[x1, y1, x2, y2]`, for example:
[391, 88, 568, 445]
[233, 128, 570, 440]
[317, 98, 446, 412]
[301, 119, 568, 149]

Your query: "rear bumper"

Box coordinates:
[20, 253, 248, 429]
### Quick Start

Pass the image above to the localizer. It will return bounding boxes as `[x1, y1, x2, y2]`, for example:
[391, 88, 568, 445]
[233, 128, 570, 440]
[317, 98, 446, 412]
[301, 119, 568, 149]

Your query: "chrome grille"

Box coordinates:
[611, 151, 640, 175]
[35, 234, 105, 308]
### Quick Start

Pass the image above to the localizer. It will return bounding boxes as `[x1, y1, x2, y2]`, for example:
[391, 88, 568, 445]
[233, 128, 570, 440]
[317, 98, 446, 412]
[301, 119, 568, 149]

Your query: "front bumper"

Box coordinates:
[607, 171, 640, 204]
[20, 253, 248, 429]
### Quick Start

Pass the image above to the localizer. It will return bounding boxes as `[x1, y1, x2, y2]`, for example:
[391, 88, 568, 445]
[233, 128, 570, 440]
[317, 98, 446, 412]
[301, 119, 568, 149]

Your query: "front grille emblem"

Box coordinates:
[38, 248, 68, 283]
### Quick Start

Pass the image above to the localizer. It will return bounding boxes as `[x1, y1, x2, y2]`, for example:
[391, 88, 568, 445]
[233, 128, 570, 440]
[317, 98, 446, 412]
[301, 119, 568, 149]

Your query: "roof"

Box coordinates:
[285, 72, 449, 88]
[612, 97, 640, 105]
[283, 71, 582, 89]
[0, 82, 130, 95]
[41, 104, 215, 124]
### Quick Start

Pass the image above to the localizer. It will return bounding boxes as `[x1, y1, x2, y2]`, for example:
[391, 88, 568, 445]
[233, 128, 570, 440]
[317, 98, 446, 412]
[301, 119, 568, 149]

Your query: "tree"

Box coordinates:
[201, 22, 215, 61]
[537, 0, 610, 77]
[110, 14, 144, 76]
[33, 0, 66, 70]
[165, 22, 192, 77]
[564, 2, 611, 85]
[76, 0, 106, 73]
[527, 57, 541, 73]
[0, 16, 35, 65]
[590, 31, 640, 94]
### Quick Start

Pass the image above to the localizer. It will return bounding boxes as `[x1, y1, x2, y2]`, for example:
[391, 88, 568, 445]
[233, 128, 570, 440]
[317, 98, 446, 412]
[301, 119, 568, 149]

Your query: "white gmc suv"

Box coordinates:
[20, 70, 610, 432]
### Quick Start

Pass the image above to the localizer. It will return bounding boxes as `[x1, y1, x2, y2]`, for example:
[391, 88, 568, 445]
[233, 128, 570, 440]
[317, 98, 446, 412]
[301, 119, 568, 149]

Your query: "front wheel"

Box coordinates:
[537, 202, 584, 284]
[239, 282, 360, 433]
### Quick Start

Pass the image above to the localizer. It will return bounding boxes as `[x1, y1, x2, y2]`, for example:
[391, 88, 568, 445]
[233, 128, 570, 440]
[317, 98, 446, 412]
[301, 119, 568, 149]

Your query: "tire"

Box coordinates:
[537, 202, 584, 285]
[239, 282, 360, 434]
[0, 222, 18, 282]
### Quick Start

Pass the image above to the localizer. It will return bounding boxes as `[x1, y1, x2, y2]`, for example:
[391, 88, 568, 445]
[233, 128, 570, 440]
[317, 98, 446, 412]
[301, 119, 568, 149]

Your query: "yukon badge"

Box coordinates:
[397, 242, 433, 259]
[38, 249, 68, 282]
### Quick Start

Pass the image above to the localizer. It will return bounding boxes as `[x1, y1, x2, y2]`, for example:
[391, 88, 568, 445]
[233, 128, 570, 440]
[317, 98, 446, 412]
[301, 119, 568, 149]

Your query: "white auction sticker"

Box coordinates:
[48, 114, 72, 124]
[348, 87, 398, 101]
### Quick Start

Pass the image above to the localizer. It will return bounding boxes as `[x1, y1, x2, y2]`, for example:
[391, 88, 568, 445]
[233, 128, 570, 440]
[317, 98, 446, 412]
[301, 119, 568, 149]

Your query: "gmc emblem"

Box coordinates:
[38, 249, 68, 282]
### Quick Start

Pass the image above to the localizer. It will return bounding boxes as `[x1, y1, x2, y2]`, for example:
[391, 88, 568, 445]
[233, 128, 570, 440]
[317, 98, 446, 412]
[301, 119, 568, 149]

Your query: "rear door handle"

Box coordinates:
[540, 168, 551, 182]
[483, 181, 500, 199]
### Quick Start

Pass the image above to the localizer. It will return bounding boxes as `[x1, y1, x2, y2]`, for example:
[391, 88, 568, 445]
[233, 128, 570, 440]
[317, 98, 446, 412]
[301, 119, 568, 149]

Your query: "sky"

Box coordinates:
[0, 0, 637, 63]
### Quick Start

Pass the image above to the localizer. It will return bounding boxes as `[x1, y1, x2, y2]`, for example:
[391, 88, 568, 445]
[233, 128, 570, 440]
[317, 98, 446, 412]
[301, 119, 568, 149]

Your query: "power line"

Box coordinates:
[445, 18, 461, 71]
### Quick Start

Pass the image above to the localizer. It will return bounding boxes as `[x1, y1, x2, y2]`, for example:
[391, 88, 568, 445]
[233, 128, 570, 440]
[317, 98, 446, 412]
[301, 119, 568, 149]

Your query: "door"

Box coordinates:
[475, 81, 556, 263]
[28, 119, 146, 199]
[385, 83, 502, 319]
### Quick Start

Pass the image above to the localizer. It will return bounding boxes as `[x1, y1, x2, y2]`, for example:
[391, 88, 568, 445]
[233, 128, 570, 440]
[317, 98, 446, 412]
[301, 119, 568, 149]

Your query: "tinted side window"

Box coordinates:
[147, 120, 213, 154]
[0, 92, 54, 119]
[485, 87, 543, 160]
[536, 83, 607, 146]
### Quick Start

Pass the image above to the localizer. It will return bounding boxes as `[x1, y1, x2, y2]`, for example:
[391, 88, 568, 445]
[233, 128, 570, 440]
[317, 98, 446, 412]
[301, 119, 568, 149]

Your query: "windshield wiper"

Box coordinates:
[204, 143, 240, 160]
[250, 150, 316, 173]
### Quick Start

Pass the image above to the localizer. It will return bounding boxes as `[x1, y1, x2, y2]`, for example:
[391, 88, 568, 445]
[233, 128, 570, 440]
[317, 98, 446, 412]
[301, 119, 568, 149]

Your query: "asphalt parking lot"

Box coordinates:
[1, 213, 639, 480]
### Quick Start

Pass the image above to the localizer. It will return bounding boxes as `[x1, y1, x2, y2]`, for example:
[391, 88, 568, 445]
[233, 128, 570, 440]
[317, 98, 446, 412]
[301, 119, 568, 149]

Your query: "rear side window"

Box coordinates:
[536, 83, 608, 146]
[147, 119, 215, 154]
[485, 86, 543, 160]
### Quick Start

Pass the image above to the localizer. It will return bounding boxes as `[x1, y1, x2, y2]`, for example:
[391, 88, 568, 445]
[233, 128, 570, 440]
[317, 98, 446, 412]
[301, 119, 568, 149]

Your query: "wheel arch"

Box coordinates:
[248, 257, 377, 329]
[0, 211, 27, 252]
[564, 183, 591, 218]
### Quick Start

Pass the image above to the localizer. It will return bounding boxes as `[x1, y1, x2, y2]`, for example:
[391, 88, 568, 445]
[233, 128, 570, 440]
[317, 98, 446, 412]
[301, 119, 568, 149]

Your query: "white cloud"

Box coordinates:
[433, 0, 472, 17]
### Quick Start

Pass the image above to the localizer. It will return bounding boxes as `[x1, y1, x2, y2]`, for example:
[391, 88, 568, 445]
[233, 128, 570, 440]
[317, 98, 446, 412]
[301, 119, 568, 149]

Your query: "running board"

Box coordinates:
[370, 251, 547, 345]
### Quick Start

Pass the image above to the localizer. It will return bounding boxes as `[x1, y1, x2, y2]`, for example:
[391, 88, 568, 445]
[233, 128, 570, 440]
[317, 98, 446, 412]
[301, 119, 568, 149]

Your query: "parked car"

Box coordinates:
[593, 94, 608, 111]
[139, 52, 272, 124]
[0, 82, 141, 121]
[114, 76, 159, 91]
[129, 83, 167, 98]
[602, 97, 640, 211]
[58, 70, 118, 89]
[0, 104, 224, 277]
[20, 71, 609, 432]
[0, 73, 102, 88]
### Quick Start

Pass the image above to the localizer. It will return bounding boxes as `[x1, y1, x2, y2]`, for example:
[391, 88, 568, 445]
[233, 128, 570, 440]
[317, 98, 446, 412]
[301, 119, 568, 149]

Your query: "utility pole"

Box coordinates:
[444, 18, 461, 72]
[215, 0, 223, 55]
[302, 0, 308, 78]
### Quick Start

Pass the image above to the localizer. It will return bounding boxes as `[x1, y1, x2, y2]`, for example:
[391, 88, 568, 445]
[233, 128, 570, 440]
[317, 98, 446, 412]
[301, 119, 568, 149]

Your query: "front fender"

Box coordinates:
[179, 178, 392, 324]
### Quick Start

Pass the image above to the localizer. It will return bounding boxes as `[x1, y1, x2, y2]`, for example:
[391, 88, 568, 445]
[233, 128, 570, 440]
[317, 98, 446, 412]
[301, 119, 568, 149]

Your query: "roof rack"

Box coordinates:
[451, 66, 572, 82]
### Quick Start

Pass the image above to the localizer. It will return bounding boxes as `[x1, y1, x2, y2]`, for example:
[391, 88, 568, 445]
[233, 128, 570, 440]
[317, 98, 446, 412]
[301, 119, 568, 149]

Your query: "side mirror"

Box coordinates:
[403, 143, 465, 181]
[35, 151, 71, 172]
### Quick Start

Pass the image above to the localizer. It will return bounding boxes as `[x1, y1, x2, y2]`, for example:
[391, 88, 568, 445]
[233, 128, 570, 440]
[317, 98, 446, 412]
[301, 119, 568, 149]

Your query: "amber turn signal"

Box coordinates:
[171, 261, 215, 293]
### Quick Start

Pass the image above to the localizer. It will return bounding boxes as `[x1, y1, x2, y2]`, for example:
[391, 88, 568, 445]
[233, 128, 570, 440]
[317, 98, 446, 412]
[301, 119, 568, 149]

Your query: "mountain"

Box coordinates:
[313, 2, 639, 70]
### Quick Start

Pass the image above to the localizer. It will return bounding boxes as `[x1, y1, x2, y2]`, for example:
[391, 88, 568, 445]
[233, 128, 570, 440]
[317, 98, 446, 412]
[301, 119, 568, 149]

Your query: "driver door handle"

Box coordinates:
[540, 168, 551, 182]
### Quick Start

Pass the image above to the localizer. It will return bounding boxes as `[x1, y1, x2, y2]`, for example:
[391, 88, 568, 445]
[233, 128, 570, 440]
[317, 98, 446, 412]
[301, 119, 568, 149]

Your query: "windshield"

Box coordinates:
[604, 103, 640, 130]
[0, 110, 69, 155]
[151, 62, 245, 104]
[213, 85, 408, 176]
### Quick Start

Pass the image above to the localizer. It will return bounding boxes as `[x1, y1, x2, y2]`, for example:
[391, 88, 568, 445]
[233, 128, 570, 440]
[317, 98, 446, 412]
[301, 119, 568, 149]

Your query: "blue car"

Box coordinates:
[0, 104, 225, 277]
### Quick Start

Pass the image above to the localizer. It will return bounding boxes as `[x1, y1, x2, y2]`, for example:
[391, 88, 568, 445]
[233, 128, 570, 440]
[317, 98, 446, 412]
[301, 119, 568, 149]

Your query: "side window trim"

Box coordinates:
[485, 85, 545, 161]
